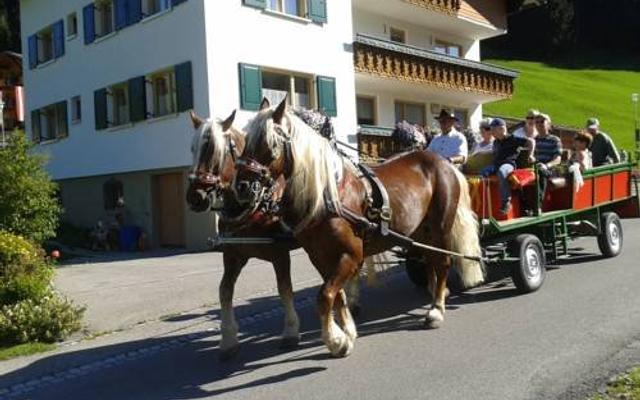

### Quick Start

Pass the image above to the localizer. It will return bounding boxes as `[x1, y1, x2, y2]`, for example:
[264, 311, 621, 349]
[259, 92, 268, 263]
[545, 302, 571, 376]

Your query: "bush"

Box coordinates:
[0, 131, 61, 243]
[0, 291, 85, 346]
[0, 231, 53, 305]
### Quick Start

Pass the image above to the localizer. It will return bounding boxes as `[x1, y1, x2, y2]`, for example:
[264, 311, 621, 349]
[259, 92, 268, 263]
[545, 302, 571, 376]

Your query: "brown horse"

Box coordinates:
[234, 98, 483, 357]
[186, 110, 300, 360]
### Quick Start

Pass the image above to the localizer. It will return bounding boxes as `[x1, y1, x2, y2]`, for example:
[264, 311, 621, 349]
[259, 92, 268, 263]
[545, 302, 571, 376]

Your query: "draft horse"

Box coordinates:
[186, 110, 300, 360]
[234, 98, 484, 357]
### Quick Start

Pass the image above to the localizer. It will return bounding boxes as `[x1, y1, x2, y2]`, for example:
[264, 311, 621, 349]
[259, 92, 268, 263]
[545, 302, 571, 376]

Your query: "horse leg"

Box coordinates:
[345, 274, 361, 317]
[335, 289, 358, 342]
[219, 251, 246, 360]
[271, 252, 300, 349]
[425, 255, 451, 329]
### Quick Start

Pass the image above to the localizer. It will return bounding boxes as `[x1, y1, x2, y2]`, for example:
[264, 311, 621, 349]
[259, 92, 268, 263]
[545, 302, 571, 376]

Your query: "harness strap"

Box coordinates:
[357, 164, 392, 236]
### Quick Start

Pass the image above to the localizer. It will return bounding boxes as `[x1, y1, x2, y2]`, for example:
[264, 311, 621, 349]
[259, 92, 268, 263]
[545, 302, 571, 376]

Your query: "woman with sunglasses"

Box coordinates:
[513, 109, 540, 139]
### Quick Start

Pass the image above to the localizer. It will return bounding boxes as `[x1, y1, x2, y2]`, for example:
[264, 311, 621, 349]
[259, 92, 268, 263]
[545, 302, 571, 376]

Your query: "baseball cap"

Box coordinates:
[586, 117, 600, 130]
[489, 118, 506, 128]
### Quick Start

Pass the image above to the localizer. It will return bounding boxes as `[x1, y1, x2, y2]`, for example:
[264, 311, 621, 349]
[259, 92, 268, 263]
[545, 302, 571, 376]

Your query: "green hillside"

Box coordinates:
[484, 59, 639, 152]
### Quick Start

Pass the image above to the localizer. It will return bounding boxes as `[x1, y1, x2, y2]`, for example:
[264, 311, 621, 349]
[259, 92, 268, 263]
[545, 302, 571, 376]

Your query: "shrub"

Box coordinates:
[0, 231, 53, 305]
[0, 291, 85, 346]
[0, 131, 61, 243]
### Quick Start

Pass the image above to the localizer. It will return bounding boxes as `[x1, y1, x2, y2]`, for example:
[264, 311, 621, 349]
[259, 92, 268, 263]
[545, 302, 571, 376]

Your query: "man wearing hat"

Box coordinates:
[489, 118, 535, 214]
[428, 109, 468, 166]
[586, 117, 620, 167]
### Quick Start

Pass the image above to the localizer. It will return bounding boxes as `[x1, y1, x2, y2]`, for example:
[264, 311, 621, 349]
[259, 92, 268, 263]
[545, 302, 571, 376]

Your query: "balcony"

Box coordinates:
[353, 0, 507, 40]
[353, 34, 518, 99]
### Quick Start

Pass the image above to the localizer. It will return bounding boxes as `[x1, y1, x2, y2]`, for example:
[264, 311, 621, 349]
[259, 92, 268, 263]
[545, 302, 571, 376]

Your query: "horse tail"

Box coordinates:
[450, 167, 484, 288]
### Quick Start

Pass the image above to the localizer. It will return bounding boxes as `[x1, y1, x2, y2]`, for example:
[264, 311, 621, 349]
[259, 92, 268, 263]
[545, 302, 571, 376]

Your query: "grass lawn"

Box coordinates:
[0, 342, 57, 361]
[484, 59, 640, 152]
[590, 366, 640, 399]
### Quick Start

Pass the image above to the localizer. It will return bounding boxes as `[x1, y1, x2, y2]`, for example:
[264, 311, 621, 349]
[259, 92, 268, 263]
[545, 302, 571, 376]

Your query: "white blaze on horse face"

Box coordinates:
[190, 119, 229, 177]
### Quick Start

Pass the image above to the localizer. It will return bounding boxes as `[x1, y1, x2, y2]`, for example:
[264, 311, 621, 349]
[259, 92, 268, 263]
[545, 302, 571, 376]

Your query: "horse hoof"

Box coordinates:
[424, 308, 444, 330]
[424, 318, 443, 330]
[349, 305, 361, 318]
[279, 336, 300, 350]
[219, 344, 240, 361]
[329, 338, 354, 358]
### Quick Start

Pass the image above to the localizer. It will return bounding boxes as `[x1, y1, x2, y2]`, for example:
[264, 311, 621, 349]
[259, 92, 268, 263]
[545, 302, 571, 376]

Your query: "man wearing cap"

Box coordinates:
[489, 118, 535, 214]
[428, 109, 468, 166]
[513, 109, 540, 139]
[586, 117, 620, 166]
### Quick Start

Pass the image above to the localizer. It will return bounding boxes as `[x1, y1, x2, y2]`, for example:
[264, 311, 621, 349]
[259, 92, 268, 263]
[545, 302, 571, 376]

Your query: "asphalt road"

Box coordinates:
[2, 220, 640, 400]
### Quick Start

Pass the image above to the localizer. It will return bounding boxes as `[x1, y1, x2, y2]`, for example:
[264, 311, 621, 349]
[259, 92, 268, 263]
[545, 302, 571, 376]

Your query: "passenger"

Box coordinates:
[534, 113, 563, 200]
[428, 109, 468, 166]
[570, 131, 593, 172]
[471, 118, 494, 155]
[487, 118, 534, 215]
[586, 117, 620, 166]
[513, 109, 540, 139]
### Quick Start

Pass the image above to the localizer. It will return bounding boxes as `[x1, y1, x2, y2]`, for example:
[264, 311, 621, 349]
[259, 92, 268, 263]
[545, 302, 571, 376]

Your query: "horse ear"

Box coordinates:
[259, 97, 271, 111]
[190, 111, 204, 130]
[273, 96, 287, 124]
[221, 110, 236, 132]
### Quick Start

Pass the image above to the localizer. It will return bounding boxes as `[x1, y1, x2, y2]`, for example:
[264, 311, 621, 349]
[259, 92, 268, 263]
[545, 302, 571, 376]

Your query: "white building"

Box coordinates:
[21, 0, 515, 250]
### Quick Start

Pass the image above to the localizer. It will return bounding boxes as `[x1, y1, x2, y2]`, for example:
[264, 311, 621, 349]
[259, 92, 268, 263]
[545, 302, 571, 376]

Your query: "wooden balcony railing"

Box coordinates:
[402, 0, 461, 16]
[354, 35, 518, 98]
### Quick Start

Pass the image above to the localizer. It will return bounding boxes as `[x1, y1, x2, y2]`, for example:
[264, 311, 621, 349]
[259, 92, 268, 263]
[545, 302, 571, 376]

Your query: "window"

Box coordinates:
[434, 40, 462, 58]
[267, 0, 307, 17]
[389, 27, 406, 44]
[143, 0, 171, 17]
[71, 96, 82, 122]
[67, 13, 78, 37]
[262, 70, 313, 108]
[357, 96, 376, 125]
[37, 27, 54, 64]
[107, 83, 130, 126]
[147, 69, 176, 118]
[103, 178, 124, 210]
[95, 0, 115, 37]
[31, 101, 68, 142]
[395, 101, 426, 126]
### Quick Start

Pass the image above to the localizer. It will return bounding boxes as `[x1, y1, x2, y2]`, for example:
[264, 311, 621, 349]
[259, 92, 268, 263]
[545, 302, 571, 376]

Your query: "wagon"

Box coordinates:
[405, 162, 640, 293]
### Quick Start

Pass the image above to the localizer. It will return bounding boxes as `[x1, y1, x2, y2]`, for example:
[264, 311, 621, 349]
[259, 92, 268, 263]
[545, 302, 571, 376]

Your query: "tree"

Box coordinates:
[0, 132, 61, 243]
[0, 0, 20, 52]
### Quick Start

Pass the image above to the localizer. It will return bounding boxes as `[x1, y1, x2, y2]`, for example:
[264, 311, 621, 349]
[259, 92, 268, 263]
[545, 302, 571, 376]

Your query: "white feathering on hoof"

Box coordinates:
[450, 167, 484, 288]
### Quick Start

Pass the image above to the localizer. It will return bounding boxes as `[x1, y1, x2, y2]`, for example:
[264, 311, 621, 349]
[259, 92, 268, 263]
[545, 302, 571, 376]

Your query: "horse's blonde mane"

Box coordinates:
[245, 108, 341, 232]
[192, 118, 240, 175]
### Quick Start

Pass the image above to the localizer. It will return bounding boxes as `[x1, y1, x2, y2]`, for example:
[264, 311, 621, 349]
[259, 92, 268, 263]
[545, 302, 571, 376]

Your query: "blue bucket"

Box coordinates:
[119, 226, 141, 251]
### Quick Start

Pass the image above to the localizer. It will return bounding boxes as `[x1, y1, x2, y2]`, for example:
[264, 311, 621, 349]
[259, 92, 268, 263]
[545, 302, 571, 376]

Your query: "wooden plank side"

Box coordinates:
[459, 0, 507, 30]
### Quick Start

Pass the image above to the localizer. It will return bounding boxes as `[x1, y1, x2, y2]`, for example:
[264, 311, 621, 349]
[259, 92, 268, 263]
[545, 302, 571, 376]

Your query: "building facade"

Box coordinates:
[21, 0, 514, 250]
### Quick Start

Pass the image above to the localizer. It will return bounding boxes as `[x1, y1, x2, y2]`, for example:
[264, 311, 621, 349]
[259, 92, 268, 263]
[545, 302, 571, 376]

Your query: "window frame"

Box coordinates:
[71, 96, 82, 123]
[395, 100, 426, 126]
[142, 0, 171, 19]
[433, 39, 462, 58]
[356, 95, 377, 126]
[95, 0, 115, 38]
[37, 27, 54, 65]
[107, 82, 131, 127]
[261, 67, 315, 109]
[266, 0, 308, 18]
[32, 102, 68, 142]
[67, 12, 78, 38]
[147, 68, 177, 119]
[389, 27, 406, 44]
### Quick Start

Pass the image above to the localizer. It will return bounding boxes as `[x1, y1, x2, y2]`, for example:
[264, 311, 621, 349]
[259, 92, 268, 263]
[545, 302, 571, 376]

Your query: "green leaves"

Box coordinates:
[0, 131, 61, 243]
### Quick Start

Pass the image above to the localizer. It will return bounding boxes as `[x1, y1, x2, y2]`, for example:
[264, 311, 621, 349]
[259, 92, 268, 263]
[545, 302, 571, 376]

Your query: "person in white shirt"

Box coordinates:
[428, 109, 468, 166]
[513, 109, 540, 139]
[471, 118, 494, 155]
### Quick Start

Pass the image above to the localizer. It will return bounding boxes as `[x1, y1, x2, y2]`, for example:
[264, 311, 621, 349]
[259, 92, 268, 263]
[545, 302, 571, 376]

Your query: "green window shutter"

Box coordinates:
[175, 61, 193, 112]
[239, 63, 262, 111]
[94, 88, 108, 130]
[317, 76, 337, 117]
[308, 0, 327, 23]
[243, 0, 266, 9]
[31, 110, 41, 143]
[56, 101, 69, 138]
[128, 76, 147, 122]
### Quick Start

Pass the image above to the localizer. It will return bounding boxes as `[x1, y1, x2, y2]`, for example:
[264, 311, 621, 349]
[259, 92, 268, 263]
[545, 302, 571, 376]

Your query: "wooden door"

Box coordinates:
[153, 172, 186, 247]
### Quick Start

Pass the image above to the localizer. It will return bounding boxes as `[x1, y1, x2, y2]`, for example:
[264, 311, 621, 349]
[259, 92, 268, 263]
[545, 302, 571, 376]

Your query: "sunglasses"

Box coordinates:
[535, 119, 546, 124]
[482, 126, 491, 131]
[526, 116, 535, 120]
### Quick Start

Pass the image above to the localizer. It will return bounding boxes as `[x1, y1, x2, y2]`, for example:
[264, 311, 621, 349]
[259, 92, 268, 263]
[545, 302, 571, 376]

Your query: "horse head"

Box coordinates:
[186, 109, 241, 212]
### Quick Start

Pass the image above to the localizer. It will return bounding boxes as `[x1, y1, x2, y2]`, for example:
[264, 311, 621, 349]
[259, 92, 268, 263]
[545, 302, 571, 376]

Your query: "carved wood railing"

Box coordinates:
[354, 36, 517, 98]
[402, 0, 461, 15]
